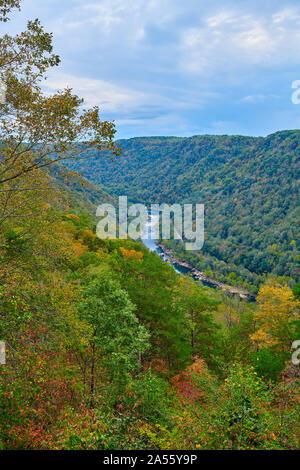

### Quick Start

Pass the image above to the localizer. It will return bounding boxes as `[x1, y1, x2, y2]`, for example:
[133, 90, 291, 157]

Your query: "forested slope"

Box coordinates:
[67, 131, 300, 287]
[1, 1, 299, 452]
[1, 177, 299, 450]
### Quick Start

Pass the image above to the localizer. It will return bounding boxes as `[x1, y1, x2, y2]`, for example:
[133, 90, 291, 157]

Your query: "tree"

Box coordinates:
[113, 242, 191, 370]
[175, 276, 220, 366]
[77, 276, 150, 407]
[250, 281, 299, 354]
[0, 1, 20, 22]
[0, 0, 120, 223]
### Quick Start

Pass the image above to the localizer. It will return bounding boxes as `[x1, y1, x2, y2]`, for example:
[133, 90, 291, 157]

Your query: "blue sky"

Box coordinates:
[4, 0, 300, 138]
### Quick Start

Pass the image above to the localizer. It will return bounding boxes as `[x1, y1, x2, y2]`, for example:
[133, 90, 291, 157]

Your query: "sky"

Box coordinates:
[3, 0, 300, 138]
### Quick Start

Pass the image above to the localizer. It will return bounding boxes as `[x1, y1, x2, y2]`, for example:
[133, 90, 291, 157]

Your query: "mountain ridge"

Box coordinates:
[65, 129, 299, 288]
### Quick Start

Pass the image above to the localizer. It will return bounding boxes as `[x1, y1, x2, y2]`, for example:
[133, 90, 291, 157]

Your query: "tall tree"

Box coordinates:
[175, 276, 220, 366]
[113, 242, 192, 370]
[77, 276, 150, 407]
[251, 281, 299, 354]
[0, 0, 120, 223]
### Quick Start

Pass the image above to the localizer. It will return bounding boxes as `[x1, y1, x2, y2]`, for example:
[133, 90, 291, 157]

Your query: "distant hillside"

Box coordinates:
[50, 164, 117, 216]
[65, 130, 300, 287]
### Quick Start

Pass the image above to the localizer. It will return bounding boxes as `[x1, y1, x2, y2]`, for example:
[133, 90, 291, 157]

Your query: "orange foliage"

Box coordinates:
[81, 229, 95, 240]
[66, 214, 80, 222]
[72, 241, 88, 257]
[120, 247, 143, 262]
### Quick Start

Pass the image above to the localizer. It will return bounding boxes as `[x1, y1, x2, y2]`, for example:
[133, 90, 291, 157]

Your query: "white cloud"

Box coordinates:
[241, 94, 266, 103]
[50, 2, 300, 83]
[115, 112, 196, 137]
[179, 8, 300, 76]
[272, 8, 300, 25]
[11, 0, 300, 137]
[44, 72, 148, 112]
[53, 0, 181, 44]
[44, 70, 219, 116]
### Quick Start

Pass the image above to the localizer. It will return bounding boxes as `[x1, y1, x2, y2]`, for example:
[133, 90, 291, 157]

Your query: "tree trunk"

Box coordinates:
[191, 310, 194, 349]
[90, 341, 95, 409]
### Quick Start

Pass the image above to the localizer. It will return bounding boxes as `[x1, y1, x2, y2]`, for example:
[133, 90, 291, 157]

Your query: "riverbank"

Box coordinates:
[156, 243, 256, 301]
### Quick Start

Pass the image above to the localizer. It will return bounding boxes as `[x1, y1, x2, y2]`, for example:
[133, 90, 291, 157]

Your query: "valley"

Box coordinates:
[67, 130, 299, 291]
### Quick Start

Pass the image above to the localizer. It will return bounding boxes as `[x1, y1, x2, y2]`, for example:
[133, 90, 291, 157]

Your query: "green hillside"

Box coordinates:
[66, 130, 300, 288]
[50, 165, 117, 216]
[1, 1, 299, 452]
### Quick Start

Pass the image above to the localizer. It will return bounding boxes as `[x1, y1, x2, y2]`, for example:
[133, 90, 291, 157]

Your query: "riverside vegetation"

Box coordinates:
[0, 0, 299, 450]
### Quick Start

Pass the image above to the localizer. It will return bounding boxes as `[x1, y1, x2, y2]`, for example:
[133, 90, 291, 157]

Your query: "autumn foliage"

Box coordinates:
[0, 0, 299, 452]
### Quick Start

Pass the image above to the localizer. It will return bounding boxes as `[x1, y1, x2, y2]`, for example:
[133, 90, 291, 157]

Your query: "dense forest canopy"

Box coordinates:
[0, 0, 299, 452]
[66, 131, 299, 290]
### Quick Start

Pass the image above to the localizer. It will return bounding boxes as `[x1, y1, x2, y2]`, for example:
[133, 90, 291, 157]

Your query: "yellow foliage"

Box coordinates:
[250, 281, 299, 351]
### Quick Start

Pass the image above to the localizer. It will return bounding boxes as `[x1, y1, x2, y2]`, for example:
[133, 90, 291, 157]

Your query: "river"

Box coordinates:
[140, 210, 255, 301]
[141, 212, 185, 274]
[141, 211, 214, 279]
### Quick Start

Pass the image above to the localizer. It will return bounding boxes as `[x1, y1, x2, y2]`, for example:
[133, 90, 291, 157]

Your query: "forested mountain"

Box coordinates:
[50, 165, 117, 215]
[1, 1, 299, 452]
[67, 131, 300, 288]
